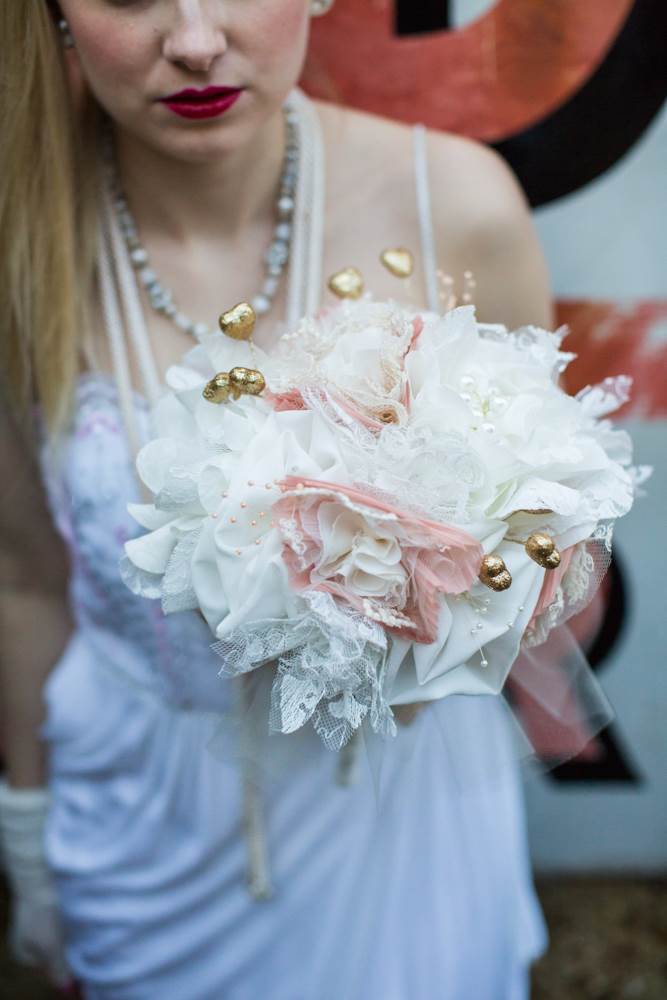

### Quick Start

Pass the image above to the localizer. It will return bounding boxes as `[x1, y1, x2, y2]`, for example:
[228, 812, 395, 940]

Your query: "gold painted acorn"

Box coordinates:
[525, 532, 561, 570]
[219, 301, 256, 341]
[328, 266, 364, 300]
[203, 367, 265, 404]
[380, 248, 414, 279]
[203, 372, 233, 404]
[479, 554, 512, 592]
[229, 366, 265, 397]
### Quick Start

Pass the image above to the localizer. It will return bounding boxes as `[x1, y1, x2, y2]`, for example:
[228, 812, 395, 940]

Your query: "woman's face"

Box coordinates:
[58, 0, 311, 161]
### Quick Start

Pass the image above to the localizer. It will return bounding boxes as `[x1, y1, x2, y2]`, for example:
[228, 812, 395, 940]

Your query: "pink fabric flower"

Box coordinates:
[273, 476, 483, 644]
[406, 315, 424, 355]
[264, 388, 308, 412]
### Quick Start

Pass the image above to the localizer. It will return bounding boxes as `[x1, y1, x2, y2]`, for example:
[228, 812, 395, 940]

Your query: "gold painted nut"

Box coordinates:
[380, 248, 414, 279]
[543, 550, 562, 570]
[525, 532, 560, 569]
[229, 366, 266, 397]
[479, 554, 512, 592]
[484, 569, 513, 592]
[328, 266, 364, 300]
[203, 372, 232, 404]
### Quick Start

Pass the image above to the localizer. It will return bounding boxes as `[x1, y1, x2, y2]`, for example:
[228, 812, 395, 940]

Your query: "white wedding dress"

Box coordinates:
[40, 92, 546, 999]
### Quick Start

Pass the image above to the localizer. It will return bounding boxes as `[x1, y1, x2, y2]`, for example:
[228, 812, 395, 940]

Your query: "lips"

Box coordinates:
[159, 86, 243, 120]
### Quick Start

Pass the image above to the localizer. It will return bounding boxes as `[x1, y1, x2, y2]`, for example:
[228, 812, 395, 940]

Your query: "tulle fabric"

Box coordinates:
[507, 626, 613, 765]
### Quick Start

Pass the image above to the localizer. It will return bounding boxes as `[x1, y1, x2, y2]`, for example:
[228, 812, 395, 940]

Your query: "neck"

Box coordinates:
[112, 109, 287, 245]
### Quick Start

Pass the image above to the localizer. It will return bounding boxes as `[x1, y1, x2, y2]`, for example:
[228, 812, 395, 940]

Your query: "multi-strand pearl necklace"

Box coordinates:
[108, 105, 300, 342]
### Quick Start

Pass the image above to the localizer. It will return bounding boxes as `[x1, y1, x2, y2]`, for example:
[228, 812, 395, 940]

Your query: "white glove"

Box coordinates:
[0, 779, 72, 989]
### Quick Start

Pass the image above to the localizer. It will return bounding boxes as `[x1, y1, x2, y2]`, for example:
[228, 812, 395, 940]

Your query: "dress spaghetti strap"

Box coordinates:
[285, 89, 326, 324]
[413, 124, 441, 314]
[97, 194, 145, 465]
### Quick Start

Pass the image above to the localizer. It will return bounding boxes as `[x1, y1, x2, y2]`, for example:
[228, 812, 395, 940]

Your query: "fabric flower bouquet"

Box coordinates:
[122, 291, 647, 752]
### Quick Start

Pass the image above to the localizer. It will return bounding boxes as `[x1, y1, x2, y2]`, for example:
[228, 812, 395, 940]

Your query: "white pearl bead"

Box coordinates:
[139, 267, 156, 287]
[252, 294, 271, 315]
[262, 276, 279, 297]
[130, 247, 148, 265]
[481, 422, 496, 434]
[278, 196, 295, 217]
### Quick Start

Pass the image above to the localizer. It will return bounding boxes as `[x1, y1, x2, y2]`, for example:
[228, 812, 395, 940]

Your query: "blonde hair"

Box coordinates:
[0, 2, 99, 431]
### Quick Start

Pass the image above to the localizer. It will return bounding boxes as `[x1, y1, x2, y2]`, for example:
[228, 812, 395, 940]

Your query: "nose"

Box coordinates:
[162, 2, 228, 74]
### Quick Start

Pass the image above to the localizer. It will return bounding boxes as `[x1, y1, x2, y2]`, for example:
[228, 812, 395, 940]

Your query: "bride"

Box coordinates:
[0, 2, 553, 997]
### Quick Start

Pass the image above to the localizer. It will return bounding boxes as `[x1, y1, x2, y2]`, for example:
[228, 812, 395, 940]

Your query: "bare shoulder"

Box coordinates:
[315, 101, 553, 328]
[316, 99, 413, 152]
[425, 128, 555, 328]
[426, 128, 531, 227]
[316, 99, 524, 216]
[316, 99, 419, 196]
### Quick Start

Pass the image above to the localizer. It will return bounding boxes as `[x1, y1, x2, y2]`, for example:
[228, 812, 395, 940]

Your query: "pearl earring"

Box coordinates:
[58, 18, 75, 49]
[310, 0, 335, 16]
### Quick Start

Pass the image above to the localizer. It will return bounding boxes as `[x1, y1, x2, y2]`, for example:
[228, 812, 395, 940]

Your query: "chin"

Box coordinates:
[162, 132, 245, 164]
[144, 117, 255, 164]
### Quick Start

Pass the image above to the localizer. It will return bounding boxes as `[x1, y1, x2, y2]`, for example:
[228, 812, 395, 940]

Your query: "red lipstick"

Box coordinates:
[160, 86, 243, 120]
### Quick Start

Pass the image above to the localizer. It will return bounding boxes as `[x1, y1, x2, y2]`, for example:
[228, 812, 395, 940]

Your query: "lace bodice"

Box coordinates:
[43, 373, 231, 712]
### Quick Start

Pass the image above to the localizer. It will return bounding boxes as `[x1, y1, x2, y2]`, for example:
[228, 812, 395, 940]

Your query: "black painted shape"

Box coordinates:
[548, 726, 640, 784]
[492, 0, 667, 207]
[396, 0, 452, 36]
[548, 555, 642, 784]
[586, 554, 629, 674]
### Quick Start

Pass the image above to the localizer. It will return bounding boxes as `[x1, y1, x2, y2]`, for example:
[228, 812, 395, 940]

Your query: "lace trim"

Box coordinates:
[523, 526, 613, 648]
[212, 591, 397, 751]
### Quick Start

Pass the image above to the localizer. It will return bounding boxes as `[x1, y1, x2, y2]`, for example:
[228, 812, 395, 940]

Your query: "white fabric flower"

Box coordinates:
[316, 503, 407, 602]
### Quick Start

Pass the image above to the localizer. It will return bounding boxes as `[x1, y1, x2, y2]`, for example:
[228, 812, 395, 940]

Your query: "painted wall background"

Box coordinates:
[302, 0, 667, 871]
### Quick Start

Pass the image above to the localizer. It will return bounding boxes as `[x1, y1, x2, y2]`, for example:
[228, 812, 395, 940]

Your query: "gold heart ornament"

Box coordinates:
[328, 267, 364, 300]
[380, 248, 414, 279]
[219, 301, 256, 341]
